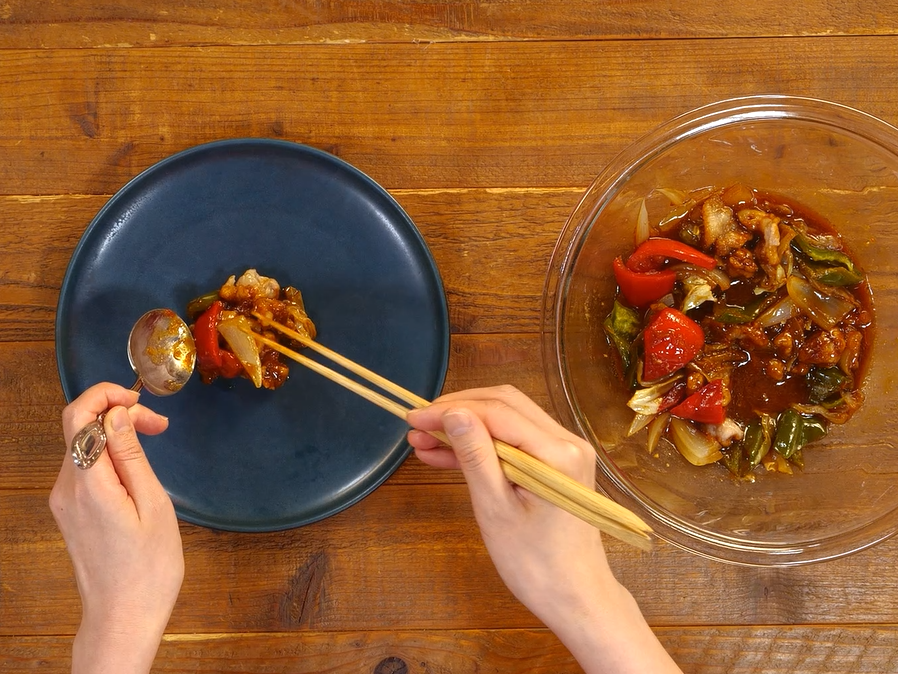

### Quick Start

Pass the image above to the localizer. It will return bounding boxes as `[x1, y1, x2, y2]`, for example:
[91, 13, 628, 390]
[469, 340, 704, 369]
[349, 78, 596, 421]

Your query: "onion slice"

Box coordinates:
[627, 413, 654, 437]
[217, 316, 263, 388]
[635, 198, 650, 245]
[756, 296, 799, 328]
[627, 376, 682, 415]
[646, 412, 670, 454]
[786, 275, 854, 330]
[669, 418, 723, 466]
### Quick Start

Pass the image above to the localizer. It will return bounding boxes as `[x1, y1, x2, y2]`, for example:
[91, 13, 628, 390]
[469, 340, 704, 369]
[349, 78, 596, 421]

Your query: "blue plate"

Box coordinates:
[56, 139, 449, 531]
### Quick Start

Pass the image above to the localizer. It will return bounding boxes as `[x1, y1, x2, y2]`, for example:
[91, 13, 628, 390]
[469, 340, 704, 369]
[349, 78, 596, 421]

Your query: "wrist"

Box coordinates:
[537, 581, 682, 674]
[73, 608, 169, 674]
[536, 574, 630, 637]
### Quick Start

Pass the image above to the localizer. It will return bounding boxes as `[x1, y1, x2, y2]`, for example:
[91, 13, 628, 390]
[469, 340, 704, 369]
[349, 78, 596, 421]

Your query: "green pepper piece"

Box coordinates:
[713, 295, 768, 325]
[802, 260, 863, 287]
[799, 416, 827, 445]
[742, 420, 768, 468]
[721, 446, 746, 477]
[603, 300, 641, 373]
[186, 290, 221, 319]
[791, 233, 863, 285]
[807, 366, 848, 404]
[789, 449, 805, 469]
[773, 409, 804, 459]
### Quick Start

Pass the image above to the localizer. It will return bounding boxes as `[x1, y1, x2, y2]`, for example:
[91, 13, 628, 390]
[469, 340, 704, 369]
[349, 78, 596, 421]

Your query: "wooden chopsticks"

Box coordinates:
[246, 313, 654, 551]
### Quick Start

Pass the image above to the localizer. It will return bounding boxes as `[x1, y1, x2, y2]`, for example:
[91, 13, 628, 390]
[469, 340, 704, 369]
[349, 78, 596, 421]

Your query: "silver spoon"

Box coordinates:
[70, 308, 197, 469]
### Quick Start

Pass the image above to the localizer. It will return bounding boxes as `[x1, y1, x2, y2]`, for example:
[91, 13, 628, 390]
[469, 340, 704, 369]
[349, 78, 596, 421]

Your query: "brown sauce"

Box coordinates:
[727, 353, 808, 423]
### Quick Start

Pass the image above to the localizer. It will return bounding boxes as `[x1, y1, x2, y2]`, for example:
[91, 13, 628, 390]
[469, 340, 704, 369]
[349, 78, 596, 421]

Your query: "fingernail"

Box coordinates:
[111, 407, 132, 432]
[442, 410, 472, 438]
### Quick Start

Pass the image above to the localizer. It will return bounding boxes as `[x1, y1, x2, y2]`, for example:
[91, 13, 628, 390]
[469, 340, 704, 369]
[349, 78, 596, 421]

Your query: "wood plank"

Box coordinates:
[0, 334, 550, 490]
[0, 486, 521, 635]
[6, 485, 898, 634]
[3, 631, 579, 674]
[2, 39, 898, 194]
[0, 189, 578, 341]
[3, 626, 898, 674]
[656, 626, 898, 674]
[407, 188, 576, 334]
[0, 1, 895, 48]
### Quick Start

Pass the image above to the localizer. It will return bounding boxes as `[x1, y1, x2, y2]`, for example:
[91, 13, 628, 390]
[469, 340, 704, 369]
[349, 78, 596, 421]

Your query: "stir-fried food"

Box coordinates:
[186, 269, 316, 389]
[604, 184, 871, 477]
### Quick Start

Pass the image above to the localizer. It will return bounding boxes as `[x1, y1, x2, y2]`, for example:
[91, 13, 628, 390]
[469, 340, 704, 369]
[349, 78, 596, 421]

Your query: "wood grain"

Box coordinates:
[6, 484, 898, 635]
[1, 1, 896, 48]
[2, 631, 578, 674]
[6, 3, 898, 671]
[2, 39, 898, 195]
[3, 626, 898, 673]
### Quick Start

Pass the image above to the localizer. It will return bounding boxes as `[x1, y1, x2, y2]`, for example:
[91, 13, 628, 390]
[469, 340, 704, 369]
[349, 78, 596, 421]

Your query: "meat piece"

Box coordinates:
[260, 348, 289, 390]
[798, 328, 847, 366]
[839, 328, 863, 374]
[726, 322, 769, 349]
[702, 194, 751, 256]
[726, 247, 759, 279]
[736, 209, 782, 266]
[219, 268, 280, 303]
[705, 418, 744, 447]
[772, 330, 795, 360]
[766, 358, 785, 381]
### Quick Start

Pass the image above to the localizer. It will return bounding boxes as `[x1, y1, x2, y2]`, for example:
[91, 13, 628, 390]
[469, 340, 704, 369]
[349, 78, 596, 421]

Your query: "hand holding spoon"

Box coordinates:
[70, 308, 197, 469]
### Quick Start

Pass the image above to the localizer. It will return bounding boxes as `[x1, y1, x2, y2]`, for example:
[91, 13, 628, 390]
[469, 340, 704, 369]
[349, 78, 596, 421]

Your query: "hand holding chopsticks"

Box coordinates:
[246, 313, 654, 551]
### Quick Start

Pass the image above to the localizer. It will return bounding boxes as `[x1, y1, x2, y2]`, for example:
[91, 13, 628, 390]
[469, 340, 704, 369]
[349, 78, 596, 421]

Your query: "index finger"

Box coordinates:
[433, 386, 586, 446]
[61, 382, 142, 448]
[409, 398, 596, 486]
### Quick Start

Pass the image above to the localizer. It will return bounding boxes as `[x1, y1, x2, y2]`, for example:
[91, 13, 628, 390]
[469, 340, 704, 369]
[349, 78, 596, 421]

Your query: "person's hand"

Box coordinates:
[406, 386, 681, 674]
[407, 385, 612, 620]
[50, 383, 183, 674]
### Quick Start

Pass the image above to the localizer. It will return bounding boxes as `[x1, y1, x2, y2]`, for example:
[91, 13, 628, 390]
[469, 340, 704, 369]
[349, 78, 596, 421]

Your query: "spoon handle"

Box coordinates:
[71, 414, 107, 469]
[70, 377, 143, 469]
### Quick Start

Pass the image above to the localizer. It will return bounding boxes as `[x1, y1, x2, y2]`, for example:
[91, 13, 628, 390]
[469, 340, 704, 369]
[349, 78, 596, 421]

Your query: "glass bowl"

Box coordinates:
[542, 95, 898, 566]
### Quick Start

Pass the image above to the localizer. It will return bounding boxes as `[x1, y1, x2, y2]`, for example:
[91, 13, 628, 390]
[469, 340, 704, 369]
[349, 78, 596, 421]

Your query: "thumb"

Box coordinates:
[104, 406, 162, 507]
[441, 409, 512, 505]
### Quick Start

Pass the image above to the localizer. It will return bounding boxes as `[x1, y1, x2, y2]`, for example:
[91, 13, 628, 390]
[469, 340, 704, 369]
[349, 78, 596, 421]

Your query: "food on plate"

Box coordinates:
[604, 184, 871, 478]
[186, 269, 316, 389]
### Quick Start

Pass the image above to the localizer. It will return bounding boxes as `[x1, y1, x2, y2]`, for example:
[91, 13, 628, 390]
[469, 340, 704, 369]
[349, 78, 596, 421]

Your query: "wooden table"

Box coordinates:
[4, 3, 898, 672]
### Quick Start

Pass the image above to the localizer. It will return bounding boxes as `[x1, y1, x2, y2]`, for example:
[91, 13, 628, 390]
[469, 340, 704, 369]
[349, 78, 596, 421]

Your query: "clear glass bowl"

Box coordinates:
[542, 95, 898, 566]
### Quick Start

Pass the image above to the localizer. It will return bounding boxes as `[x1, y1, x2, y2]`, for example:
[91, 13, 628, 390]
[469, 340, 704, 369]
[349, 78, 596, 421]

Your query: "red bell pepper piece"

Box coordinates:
[219, 350, 244, 379]
[193, 301, 246, 382]
[194, 301, 224, 372]
[613, 256, 676, 307]
[626, 237, 716, 273]
[642, 307, 705, 381]
[670, 379, 726, 424]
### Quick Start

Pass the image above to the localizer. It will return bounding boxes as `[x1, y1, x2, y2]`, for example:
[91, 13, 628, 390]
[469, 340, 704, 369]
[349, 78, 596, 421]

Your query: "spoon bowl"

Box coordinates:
[70, 308, 196, 468]
[127, 308, 197, 396]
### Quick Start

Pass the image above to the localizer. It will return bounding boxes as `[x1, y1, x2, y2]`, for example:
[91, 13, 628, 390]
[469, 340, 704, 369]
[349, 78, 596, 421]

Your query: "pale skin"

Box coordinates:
[406, 385, 683, 674]
[51, 383, 183, 674]
[52, 383, 680, 673]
